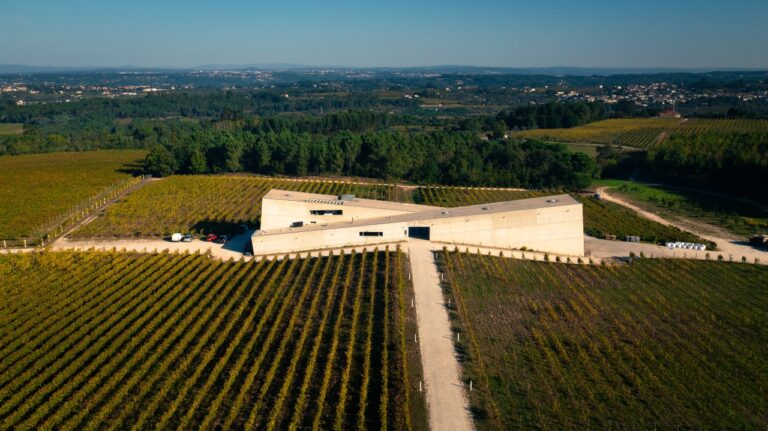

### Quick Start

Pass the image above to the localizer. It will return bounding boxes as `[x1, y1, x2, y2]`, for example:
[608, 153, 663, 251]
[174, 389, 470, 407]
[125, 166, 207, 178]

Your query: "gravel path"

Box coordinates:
[407, 239, 474, 431]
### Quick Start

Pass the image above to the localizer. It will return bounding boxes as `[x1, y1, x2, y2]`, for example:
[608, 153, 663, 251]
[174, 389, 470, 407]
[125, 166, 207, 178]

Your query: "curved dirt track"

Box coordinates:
[595, 187, 768, 263]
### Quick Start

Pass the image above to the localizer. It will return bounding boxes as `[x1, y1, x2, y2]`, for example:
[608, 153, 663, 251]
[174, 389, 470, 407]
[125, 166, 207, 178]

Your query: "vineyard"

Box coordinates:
[0, 249, 427, 430]
[0, 150, 145, 242]
[72, 175, 394, 238]
[413, 186, 710, 246]
[439, 250, 768, 430]
[675, 118, 768, 136]
[513, 118, 681, 148]
[514, 118, 768, 149]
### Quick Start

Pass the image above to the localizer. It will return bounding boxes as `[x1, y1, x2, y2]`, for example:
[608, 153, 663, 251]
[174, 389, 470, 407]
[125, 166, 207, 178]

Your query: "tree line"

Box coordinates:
[646, 132, 768, 200]
[144, 128, 598, 189]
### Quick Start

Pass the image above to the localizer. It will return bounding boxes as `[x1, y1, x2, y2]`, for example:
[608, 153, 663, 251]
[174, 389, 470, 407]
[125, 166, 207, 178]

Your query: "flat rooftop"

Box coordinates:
[254, 193, 580, 237]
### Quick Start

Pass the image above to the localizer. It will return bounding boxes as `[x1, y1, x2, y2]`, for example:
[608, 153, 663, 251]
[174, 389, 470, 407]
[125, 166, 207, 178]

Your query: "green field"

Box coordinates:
[0, 123, 23, 136]
[598, 180, 768, 238]
[0, 150, 145, 242]
[73, 176, 393, 238]
[439, 251, 768, 430]
[0, 249, 427, 430]
[514, 118, 768, 149]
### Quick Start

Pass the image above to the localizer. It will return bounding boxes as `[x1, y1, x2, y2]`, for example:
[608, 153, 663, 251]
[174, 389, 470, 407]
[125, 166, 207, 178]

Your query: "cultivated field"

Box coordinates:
[514, 118, 680, 148]
[0, 249, 427, 430]
[439, 251, 768, 430]
[514, 118, 768, 149]
[73, 176, 393, 238]
[0, 123, 23, 136]
[0, 150, 145, 242]
[675, 118, 768, 136]
[415, 186, 711, 246]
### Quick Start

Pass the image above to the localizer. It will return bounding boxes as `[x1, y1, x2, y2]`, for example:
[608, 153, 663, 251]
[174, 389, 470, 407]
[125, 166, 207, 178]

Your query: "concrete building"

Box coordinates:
[252, 189, 584, 256]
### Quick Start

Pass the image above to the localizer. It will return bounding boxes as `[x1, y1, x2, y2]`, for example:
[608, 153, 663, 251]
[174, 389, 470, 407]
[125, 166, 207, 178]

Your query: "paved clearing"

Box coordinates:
[407, 239, 474, 431]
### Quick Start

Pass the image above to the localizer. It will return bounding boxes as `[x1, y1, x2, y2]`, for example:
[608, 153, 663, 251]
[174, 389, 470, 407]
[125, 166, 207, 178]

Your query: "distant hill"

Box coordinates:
[1, 64, 765, 76]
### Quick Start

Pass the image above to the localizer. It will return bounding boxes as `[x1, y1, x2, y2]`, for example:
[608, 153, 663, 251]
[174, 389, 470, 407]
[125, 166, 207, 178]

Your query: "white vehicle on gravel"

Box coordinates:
[171, 233, 183, 242]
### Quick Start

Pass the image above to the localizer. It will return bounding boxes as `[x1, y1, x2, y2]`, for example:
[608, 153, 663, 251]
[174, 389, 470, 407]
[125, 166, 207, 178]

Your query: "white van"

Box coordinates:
[171, 233, 183, 242]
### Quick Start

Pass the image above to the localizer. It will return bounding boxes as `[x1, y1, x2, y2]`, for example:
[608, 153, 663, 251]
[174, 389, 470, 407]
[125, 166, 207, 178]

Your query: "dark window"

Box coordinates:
[310, 209, 343, 215]
[359, 231, 384, 237]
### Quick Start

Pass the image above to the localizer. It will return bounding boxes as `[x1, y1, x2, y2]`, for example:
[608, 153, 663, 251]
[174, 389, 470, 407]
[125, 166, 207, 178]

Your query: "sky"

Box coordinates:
[1, 0, 767, 69]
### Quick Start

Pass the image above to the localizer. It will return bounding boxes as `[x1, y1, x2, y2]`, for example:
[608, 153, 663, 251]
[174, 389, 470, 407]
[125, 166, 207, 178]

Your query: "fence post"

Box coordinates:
[23, 239, 27, 248]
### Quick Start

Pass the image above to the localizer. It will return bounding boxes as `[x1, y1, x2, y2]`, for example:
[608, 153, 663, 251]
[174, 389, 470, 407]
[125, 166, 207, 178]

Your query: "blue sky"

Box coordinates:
[1, 0, 767, 68]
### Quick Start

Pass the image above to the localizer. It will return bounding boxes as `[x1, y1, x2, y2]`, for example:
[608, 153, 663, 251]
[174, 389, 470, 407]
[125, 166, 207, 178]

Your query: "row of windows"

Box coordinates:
[359, 231, 384, 237]
[310, 209, 343, 216]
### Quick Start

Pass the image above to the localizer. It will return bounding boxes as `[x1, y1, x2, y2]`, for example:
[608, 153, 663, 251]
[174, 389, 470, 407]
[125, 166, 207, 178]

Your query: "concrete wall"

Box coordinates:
[260, 198, 421, 231]
[253, 202, 584, 256]
[252, 221, 409, 255]
[421, 203, 584, 256]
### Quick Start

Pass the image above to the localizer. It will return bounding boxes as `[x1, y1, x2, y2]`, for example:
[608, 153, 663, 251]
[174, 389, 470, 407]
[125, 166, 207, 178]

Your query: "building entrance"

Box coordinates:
[408, 226, 430, 240]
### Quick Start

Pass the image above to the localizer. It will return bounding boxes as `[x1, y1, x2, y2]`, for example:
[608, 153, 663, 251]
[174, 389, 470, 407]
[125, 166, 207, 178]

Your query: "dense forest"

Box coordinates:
[143, 128, 598, 189]
[495, 100, 661, 131]
[647, 132, 768, 199]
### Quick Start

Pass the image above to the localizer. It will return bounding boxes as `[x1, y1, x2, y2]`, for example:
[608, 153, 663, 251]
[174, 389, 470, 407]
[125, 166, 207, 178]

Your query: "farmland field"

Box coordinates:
[513, 118, 681, 148]
[514, 118, 768, 149]
[0, 248, 427, 430]
[73, 176, 393, 238]
[439, 251, 768, 430]
[415, 186, 711, 246]
[675, 118, 768, 136]
[0, 150, 145, 242]
[0, 123, 23, 136]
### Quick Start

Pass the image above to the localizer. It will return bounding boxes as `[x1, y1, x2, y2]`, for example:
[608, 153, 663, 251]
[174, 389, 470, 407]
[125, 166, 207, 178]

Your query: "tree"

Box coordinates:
[187, 146, 208, 174]
[145, 145, 177, 177]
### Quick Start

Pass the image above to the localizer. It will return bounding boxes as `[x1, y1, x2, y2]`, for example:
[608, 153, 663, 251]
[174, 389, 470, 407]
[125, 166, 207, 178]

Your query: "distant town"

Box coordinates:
[2, 68, 767, 117]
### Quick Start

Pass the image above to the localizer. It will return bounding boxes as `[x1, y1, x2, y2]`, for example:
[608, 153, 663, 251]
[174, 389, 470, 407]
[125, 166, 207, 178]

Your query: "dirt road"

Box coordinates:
[407, 239, 474, 431]
[596, 187, 768, 262]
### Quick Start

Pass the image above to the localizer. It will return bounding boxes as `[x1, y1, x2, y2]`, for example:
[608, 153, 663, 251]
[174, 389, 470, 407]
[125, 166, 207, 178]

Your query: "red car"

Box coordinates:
[205, 233, 218, 242]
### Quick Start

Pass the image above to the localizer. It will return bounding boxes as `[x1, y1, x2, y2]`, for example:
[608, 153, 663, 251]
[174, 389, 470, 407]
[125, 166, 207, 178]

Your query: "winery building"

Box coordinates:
[252, 189, 584, 256]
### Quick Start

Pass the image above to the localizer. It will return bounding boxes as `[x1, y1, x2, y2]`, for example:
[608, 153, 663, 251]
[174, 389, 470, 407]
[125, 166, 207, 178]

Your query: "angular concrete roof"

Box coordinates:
[255, 192, 580, 237]
[263, 188, 444, 212]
